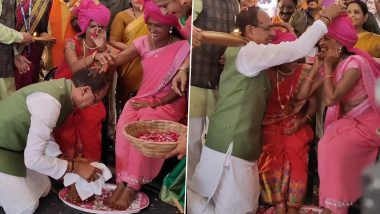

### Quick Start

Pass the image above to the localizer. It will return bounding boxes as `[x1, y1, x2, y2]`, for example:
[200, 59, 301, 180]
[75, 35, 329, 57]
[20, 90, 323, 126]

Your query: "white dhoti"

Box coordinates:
[0, 169, 51, 214]
[187, 145, 260, 214]
[187, 117, 207, 179]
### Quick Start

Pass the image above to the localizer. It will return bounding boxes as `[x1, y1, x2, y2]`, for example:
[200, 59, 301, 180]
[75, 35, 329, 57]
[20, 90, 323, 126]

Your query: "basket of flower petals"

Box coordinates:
[123, 120, 187, 158]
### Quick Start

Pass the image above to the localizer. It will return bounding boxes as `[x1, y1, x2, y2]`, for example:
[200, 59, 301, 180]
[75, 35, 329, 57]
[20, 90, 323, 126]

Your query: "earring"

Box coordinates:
[169, 27, 173, 34]
[338, 47, 342, 52]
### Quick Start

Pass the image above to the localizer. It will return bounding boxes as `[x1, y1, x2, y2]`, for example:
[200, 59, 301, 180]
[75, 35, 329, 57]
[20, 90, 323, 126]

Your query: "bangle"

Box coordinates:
[320, 15, 331, 24]
[324, 75, 334, 80]
[304, 76, 314, 82]
[92, 51, 98, 62]
[154, 97, 163, 106]
[305, 114, 312, 123]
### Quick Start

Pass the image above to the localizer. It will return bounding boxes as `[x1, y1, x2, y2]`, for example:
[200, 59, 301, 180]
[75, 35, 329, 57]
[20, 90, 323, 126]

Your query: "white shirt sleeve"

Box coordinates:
[24, 92, 68, 180]
[236, 20, 328, 77]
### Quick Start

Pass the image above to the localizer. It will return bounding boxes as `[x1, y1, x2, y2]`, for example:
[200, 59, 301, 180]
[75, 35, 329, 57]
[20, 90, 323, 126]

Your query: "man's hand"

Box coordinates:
[14, 55, 31, 74]
[21, 32, 33, 44]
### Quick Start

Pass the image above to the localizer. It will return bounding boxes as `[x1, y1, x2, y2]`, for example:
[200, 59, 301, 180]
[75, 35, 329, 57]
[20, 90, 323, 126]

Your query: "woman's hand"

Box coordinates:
[90, 28, 107, 50]
[130, 100, 155, 110]
[192, 26, 202, 48]
[324, 49, 340, 71]
[165, 131, 187, 159]
[73, 161, 103, 183]
[14, 55, 31, 74]
[94, 51, 114, 66]
[283, 118, 305, 135]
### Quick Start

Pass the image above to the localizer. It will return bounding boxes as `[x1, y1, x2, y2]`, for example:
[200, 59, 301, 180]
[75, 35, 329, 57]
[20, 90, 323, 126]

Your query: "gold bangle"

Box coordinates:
[92, 51, 98, 62]
[304, 76, 314, 82]
[324, 75, 334, 80]
[305, 114, 312, 122]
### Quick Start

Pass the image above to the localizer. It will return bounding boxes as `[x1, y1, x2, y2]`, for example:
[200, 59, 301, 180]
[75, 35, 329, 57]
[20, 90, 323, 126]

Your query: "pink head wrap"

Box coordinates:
[271, 30, 297, 44]
[71, 0, 111, 35]
[143, 0, 180, 29]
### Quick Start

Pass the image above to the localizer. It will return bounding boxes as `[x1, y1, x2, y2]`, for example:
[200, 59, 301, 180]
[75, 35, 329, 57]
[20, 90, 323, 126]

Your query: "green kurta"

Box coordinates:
[0, 79, 74, 177]
[205, 47, 272, 161]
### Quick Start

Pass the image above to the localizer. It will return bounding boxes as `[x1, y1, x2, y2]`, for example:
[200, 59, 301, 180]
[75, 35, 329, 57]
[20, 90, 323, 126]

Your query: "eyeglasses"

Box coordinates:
[89, 24, 105, 30]
[90, 87, 100, 105]
[256, 25, 272, 31]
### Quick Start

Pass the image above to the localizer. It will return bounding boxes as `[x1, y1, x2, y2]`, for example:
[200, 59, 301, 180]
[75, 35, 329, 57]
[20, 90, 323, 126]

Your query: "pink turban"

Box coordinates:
[71, 0, 111, 35]
[271, 30, 297, 44]
[143, 0, 180, 29]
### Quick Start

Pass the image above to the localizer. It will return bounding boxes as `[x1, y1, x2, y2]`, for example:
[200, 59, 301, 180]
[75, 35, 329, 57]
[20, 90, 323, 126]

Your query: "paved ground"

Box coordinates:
[0, 181, 180, 214]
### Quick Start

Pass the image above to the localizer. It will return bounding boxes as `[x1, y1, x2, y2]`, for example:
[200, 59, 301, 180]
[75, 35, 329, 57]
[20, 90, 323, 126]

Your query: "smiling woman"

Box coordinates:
[348, 0, 380, 57]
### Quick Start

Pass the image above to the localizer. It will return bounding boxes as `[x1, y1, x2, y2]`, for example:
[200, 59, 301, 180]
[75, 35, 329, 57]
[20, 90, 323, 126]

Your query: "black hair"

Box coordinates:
[72, 68, 108, 93]
[348, 0, 369, 15]
[235, 6, 260, 37]
[277, 0, 298, 6]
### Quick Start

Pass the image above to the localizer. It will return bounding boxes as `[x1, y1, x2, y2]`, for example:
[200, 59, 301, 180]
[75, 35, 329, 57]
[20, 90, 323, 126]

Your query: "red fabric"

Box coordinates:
[53, 37, 105, 161]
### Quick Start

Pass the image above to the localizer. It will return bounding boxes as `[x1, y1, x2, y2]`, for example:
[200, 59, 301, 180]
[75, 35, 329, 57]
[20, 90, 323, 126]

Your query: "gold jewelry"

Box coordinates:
[276, 67, 295, 110]
[83, 39, 97, 50]
[152, 35, 172, 58]
[324, 75, 334, 80]
[277, 67, 295, 76]
[305, 114, 312, 122]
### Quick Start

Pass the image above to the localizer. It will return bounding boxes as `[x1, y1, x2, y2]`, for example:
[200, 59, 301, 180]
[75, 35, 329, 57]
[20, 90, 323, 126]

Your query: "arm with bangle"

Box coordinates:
[296, 59, 324, 100]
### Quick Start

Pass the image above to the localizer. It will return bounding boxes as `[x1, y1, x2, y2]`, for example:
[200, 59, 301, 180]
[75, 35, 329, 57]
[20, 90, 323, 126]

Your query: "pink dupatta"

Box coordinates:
[132, 36, 190, 100]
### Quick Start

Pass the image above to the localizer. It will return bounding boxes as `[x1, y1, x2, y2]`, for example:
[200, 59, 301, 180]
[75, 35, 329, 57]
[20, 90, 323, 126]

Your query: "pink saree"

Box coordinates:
[115, 36, 189, 190]
[318, 55, 380, 214]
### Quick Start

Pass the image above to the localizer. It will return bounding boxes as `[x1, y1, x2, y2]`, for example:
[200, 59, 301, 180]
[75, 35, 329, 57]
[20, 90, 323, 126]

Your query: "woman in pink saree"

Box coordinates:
[104, 0, 189, 210]
[301, 15, 380, 214]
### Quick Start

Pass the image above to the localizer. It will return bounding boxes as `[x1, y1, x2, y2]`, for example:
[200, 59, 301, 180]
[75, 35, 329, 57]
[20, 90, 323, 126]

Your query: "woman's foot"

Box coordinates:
[111, 187, 137, 210]
[67, 185, 81, 204]
[321, 208, 332, 214]
[287, 206, 299, 214]
[275, 202, 286, 214]
[104, 183, 125, 206]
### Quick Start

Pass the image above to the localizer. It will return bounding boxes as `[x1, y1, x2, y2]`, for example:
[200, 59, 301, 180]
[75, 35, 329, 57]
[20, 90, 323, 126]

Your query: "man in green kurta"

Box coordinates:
[0, 68, 108, 214]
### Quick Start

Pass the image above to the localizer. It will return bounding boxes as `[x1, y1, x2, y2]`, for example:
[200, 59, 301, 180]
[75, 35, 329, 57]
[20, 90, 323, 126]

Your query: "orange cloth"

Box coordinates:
[49, 0, 78, 67]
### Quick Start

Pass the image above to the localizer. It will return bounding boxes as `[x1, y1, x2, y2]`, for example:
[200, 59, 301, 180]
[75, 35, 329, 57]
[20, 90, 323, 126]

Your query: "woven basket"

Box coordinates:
[123, 120, 187, 158]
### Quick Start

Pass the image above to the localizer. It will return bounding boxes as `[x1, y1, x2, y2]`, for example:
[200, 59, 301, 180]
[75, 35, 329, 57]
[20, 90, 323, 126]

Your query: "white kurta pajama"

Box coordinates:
[0, 92, 68, 214]
[187, 20, 328, 214]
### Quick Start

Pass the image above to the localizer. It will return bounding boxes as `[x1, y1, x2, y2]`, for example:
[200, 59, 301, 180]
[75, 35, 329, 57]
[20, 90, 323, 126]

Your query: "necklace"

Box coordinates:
[277, 67, 295, 76]
[276, 67, 295, 110]
[152, 36, 172, 58]
[83, 39, 97, 50]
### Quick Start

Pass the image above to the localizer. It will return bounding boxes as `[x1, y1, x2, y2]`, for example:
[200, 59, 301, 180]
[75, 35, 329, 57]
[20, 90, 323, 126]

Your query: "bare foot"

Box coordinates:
[275, 202, 286, 214]
[111, 187, 137, 210]
[67, 185, 81, 204]
[321, 208, 332, 214]
[287, 206, 299, 214]
[104, 183, 125, 206]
